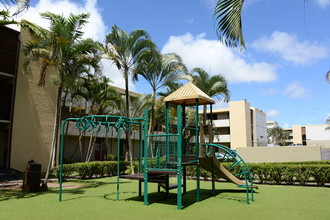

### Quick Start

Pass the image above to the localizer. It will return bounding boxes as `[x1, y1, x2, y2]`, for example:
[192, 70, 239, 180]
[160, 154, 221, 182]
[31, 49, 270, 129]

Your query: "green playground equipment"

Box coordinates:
[58, 82, 256, 209]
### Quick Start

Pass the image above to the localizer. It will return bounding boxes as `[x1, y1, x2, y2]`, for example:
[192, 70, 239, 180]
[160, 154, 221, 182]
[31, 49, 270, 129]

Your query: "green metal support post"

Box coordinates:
[195, 99, 200, 202]
[210, 104, 215, 196]
[165, 102, 169, 164]
[139, 122, 142, 173]
[116, 121, 121, 200]
[144, 109, 149, 205]
[177, 105, 182, 210]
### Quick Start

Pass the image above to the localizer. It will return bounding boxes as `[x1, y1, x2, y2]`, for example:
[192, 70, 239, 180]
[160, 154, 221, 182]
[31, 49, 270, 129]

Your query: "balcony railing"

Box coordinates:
[213, 119, 230, 127]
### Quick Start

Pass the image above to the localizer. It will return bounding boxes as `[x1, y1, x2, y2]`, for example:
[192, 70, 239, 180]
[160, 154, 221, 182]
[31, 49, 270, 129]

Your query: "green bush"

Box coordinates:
[104, 154, 117, 161]
[52, 163, 76, 179]
[221, 161, 330, 186]
[54, 160, 330, 186]
[54, 161, 140, 179]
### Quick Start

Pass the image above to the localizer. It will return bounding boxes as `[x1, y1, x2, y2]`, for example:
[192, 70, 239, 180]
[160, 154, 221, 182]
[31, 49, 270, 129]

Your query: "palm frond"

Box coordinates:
[214, 0, 245, 49]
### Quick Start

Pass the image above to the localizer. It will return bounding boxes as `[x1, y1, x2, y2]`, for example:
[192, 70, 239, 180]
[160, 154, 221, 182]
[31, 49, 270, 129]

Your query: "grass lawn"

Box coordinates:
[1, 177, 329, 220]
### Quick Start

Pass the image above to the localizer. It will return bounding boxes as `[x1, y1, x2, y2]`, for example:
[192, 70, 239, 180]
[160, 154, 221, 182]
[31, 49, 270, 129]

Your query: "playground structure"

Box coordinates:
[58, 82, 255, 209]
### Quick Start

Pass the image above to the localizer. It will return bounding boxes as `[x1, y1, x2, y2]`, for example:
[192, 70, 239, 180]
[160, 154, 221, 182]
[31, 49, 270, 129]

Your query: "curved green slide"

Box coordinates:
[201, 144, 256, 204]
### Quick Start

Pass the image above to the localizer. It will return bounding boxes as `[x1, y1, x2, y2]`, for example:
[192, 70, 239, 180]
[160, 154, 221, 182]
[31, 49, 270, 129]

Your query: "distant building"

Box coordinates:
[266, 120, 330, 148]
[204, 100, 267, 150]
[286, 125, 330, 147]
[266, 121, 279, 129]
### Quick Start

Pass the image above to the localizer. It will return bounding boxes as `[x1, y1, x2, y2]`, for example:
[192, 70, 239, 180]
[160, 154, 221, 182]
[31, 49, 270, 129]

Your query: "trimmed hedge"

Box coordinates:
[245, 163, 330, 186]
[55, 160, 330, 186]
[54, 161, 137, 179]
[187, 161, 330, 186]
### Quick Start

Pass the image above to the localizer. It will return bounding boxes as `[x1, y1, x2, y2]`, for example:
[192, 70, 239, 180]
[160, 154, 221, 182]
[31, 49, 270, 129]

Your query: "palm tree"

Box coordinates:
[183, 67, 230, 144]
[110, 93, 151, 170]
[133, 50, 186, 133]
[83, 76, 118, 162]
[1, 0, 30, 25]
[326, 116, 330, 131]
[22, 12, 101, 185]
[267, 126, 290, 146]
[103, 25, 152, 173]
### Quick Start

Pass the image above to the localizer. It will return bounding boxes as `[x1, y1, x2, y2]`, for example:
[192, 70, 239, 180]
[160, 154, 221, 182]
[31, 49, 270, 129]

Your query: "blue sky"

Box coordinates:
[5, 0, 330, 128]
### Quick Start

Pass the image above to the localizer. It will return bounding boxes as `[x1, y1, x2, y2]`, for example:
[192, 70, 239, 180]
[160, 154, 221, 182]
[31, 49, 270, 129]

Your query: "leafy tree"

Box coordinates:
[83, 76, 118, 162]
[267, 126, 290, 146]
[158, 81, 183, 98]
[183, 67, 230, 146]
[133, 50, 186, 134]
[103, 25, 153, 173]
[22, 12, 101, 185]
[110, 93, 151, 163]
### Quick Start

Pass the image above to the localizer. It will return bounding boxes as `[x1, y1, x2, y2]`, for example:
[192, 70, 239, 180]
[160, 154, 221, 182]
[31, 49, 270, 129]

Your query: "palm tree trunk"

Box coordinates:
[78, 130, 84, 161]
[85, 130, 94, 162]
[43, 85, 63, 186]
[124, 68, 134, 174]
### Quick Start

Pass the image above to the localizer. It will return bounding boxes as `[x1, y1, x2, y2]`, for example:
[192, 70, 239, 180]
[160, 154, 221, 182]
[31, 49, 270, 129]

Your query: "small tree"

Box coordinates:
[267, 126, 290, 146]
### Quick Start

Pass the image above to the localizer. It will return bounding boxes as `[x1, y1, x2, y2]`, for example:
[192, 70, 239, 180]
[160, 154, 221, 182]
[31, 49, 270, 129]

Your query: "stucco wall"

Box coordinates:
[236, 146, 322, 163]
[229, 100, 252, 149]
[10, 28, 57, 172]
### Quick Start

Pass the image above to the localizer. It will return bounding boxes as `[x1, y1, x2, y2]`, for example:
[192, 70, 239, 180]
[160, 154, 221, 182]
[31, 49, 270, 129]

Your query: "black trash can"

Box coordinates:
[22, 160, 41, 193]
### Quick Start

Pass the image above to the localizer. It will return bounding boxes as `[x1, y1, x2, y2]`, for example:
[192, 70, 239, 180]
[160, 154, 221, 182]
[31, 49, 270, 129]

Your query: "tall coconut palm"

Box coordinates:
[22, 12, 101, 185]
[183, 67, 230, 144]
[103, 25, 152, 173]
[133, 50, 186, 133]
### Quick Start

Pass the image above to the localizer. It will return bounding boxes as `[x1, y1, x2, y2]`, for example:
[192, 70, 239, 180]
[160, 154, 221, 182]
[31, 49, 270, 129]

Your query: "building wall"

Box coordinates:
[251, 107, 267, 147]
[229, 100, 252, 149]
[306, 125, 330, 141]
[0, 26, 20, 168]
[10, 28, 57, 172]
[236, 146, 322, 163]
[292, 125, 303, 145]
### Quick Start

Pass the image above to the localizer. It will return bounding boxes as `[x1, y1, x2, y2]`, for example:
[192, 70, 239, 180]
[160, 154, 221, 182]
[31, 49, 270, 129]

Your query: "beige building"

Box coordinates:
[205, 100, 267, 150]
[286, 124, 330, 147]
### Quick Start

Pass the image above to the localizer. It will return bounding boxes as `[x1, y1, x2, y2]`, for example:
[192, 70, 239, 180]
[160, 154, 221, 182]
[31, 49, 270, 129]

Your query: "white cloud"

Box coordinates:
[162, 33, 277, 83]
[6, 0, 134, 90]
[260, 88, 278, 96]
[267, 109, 280, 118]
[315, 0, 330, 9]
[7, 0, 107, 42]
[252, 31, 328, 65]
[284, 82, 312, 98]
[101, 59, 136, 91]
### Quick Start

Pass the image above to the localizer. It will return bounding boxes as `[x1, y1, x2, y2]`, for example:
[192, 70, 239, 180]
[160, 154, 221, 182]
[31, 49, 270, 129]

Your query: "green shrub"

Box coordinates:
[104, 154, 117, 161]
[125, 161, 139, 174]
[52, 163, 76, 179]
[269, 164, 285, 184]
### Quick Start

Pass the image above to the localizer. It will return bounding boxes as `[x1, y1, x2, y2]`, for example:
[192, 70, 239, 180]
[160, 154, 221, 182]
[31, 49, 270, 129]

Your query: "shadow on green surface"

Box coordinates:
[119, 188, 256, 209]
[0, 179, 132, 202]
